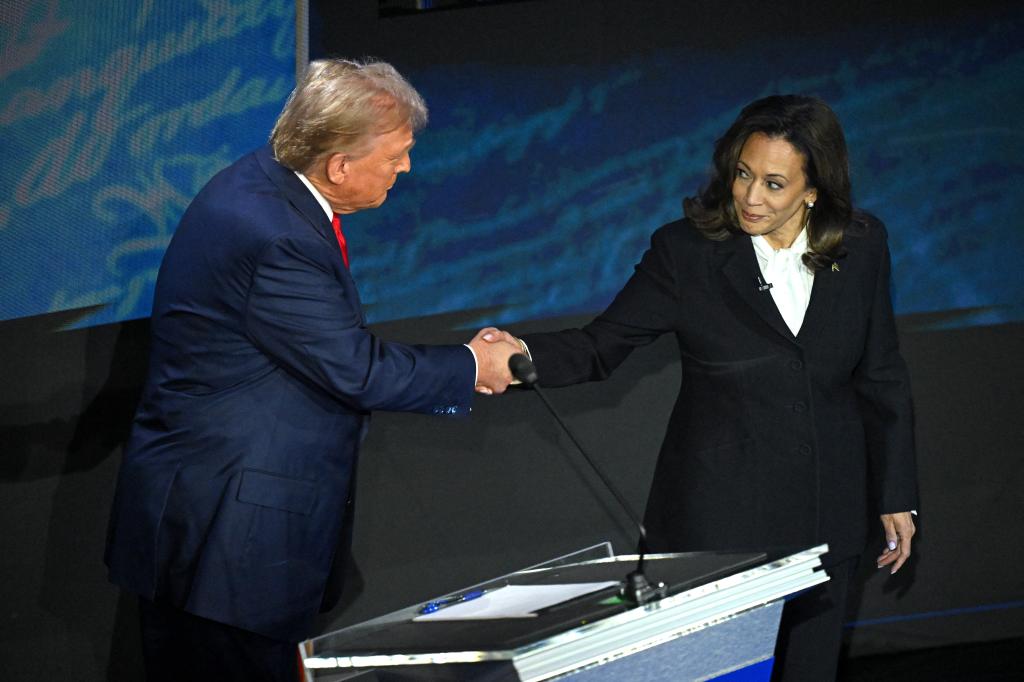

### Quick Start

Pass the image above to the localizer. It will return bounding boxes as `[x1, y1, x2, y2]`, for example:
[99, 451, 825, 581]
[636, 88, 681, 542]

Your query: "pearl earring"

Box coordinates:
[806, 201, 815, 208]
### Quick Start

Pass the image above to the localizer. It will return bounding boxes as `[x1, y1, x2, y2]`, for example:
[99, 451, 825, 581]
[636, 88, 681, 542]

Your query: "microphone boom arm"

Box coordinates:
[509, 354, 666, 605]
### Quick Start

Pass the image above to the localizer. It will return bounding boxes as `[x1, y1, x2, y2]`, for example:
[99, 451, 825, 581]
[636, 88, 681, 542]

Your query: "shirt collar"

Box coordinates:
[294, 172, 334, 221]
[751, 227, 808, 260]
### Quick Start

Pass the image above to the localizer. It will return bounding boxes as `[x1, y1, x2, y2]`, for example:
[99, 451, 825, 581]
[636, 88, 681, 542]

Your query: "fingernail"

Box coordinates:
[483, 333, 494, 341]
[887, 540, 897, 551]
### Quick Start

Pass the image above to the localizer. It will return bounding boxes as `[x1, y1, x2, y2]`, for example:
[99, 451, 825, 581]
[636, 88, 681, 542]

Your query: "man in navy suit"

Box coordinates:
[105, 59, 521, 681]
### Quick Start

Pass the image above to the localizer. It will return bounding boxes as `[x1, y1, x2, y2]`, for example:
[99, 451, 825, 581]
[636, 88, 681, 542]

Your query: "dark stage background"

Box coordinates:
[1, 1, 1022, 679]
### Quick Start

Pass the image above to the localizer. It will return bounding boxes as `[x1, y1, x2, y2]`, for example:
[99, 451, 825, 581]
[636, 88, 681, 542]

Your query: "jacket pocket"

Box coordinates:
[237, 468, 316, 516]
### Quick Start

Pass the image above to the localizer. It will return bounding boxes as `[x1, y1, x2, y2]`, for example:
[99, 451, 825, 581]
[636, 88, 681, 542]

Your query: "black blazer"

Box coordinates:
[523, 214, 918, 562]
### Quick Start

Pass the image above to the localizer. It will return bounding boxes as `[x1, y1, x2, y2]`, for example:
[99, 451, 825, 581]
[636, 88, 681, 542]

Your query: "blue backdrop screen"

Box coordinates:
[0, 0, 294, 326]
[340, 8, 1024, 330]
[2, 2, 1021, 330]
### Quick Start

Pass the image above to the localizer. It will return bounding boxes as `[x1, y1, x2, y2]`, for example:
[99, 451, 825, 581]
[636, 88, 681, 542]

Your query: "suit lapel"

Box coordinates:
[254, 146, 367, 324]
[719, 235, 797, 344]
[796, 253, 847, 346]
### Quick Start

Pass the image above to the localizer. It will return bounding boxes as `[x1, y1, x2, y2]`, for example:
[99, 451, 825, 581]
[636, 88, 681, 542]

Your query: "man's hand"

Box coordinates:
[468, 327, 522, 395]
[478, 327, 523, 349]
[877, 511, 916, 574]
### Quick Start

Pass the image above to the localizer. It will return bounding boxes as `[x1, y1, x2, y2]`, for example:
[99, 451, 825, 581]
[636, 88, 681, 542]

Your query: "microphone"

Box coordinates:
[508, 353, 666, 605]
[508, 353, 538, 386]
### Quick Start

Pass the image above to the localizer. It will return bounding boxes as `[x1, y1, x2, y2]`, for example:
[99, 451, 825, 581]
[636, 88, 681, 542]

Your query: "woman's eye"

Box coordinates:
[736, 168, 749, 179]
[767, 181, 783, 191]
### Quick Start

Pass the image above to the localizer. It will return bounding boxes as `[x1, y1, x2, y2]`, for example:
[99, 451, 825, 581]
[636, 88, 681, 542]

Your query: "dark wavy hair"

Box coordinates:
[684, 95, 852, 270]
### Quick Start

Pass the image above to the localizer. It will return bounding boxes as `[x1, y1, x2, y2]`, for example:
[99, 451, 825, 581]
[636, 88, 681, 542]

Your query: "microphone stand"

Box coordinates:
[509, 355, 667, 605]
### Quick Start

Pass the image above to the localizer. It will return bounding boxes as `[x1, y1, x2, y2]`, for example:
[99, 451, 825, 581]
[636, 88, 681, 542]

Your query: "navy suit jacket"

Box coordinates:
[523, 214, 918, 564]
[105, 146, 475, 641]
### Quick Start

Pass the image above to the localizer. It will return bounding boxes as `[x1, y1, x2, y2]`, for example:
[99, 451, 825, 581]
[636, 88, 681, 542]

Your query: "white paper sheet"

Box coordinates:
[413, 581, 620, 621]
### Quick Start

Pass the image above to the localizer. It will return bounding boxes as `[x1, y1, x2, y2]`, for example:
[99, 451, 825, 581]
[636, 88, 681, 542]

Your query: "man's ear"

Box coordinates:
[325, 152, 347, 185]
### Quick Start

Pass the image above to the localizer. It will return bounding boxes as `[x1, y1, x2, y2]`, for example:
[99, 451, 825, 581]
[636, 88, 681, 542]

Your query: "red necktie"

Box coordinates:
[331, 213, 349, 268]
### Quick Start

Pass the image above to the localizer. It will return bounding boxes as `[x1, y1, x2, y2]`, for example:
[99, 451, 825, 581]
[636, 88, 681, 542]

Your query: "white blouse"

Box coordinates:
[751, 229, 814, 336]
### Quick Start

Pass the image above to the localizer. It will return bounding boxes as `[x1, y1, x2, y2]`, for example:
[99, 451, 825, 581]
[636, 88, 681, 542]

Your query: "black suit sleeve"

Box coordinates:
[852, 222, 920, 513]
[523, 224, 682, 387]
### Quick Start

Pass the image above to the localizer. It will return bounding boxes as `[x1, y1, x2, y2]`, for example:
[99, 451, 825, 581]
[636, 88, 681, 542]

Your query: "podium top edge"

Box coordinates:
[513, 544, 829, 575]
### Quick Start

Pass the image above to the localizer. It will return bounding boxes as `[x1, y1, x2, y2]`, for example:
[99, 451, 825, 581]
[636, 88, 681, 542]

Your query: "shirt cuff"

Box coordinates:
[463, 344, 478, 386]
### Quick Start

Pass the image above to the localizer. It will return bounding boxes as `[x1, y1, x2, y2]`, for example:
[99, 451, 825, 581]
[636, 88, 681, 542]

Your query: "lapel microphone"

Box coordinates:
[756, 276, 773, 292]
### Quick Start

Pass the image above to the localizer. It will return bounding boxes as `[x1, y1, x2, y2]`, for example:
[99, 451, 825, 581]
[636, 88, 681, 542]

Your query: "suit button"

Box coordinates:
[792, 401, 807, 413]
[789, 360, 803, 371]
[799, 444, 812, 455]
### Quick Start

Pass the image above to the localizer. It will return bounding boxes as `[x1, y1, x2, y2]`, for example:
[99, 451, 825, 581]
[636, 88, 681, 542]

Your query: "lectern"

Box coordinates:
[300, 544, 828, 681]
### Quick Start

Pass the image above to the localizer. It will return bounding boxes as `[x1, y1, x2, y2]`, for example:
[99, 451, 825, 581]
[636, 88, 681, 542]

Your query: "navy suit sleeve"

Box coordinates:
[853, 224, 919, 513]
[523, 224, 681, 386]
[244, 233, 475, 414]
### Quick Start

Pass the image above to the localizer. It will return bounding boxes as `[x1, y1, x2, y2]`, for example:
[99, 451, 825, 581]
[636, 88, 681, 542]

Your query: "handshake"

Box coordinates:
[467, 327, 528, 395]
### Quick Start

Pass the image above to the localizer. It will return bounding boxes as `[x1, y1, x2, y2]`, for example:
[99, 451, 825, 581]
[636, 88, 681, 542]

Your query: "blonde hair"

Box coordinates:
[270, 58, 428, 172]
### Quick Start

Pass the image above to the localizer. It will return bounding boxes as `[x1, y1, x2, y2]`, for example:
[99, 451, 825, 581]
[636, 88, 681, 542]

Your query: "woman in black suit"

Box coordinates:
[491, 95, 918, 680]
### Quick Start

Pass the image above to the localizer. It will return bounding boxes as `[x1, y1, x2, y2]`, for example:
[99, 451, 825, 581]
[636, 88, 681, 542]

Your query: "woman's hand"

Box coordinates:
[877, 511, 916, 574]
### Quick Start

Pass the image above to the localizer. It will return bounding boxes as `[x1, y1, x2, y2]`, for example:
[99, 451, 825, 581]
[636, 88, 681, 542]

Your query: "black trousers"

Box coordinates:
[771, 557, 858, 682]
[138, 597, 299, 682]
